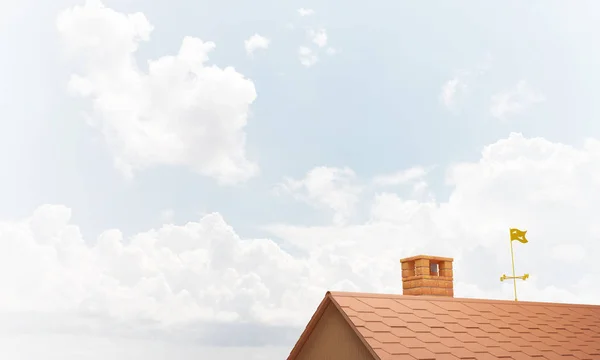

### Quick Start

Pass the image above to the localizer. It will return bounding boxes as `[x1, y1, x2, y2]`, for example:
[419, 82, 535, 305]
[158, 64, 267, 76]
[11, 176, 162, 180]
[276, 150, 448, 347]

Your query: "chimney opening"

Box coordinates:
[430, 262, 439, 276]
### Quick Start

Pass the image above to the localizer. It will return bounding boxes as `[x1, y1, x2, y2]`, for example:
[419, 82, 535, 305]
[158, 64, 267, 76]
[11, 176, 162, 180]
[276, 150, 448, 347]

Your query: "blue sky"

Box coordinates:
[6, 0, 600, 239]
[2, 0, 600, 358]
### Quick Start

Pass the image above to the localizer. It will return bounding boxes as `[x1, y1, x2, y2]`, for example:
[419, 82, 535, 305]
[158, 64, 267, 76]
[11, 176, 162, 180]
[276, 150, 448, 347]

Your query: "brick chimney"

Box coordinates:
[400, 255, 454, 297]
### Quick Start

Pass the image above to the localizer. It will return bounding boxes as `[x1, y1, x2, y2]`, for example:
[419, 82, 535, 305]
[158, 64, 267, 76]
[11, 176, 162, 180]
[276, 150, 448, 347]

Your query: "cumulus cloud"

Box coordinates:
[372, 166, 428, 186]
[308, 28, 327, 48]
[298, 46, 318, 67]
[2, 133, 600, 354]
[372, 166, 432, 199]
[268, 133, 600, 305]
[297, 8, 314, 17]
[0, 205, 311, 328]
[490, 80, 545, 120]
[56, 0, 259, 185]
[297, 28, 336, 67]
[274, 166, 362, 225]
[244, 34, 270, 56]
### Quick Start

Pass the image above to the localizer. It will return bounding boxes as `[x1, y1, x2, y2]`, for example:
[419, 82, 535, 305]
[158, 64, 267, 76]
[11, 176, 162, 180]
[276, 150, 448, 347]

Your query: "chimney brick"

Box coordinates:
[399, 255, 454, 297]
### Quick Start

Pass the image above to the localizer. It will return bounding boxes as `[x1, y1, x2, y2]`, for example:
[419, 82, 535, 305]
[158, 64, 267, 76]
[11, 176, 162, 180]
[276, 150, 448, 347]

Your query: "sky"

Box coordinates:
[1, 0, 600, 358]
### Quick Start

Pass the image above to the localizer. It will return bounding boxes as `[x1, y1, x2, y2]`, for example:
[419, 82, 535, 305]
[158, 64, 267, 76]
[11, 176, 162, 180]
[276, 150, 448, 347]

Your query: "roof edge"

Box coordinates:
[400, 255, 454, 263]
[328, 292, 380, 360]
[329, 291, 600, 308]
[286, 292, 333, 360]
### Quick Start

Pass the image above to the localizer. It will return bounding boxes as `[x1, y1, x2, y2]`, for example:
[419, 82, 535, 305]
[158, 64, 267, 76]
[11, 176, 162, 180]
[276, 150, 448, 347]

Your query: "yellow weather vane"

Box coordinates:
[500, 228, 530, 301]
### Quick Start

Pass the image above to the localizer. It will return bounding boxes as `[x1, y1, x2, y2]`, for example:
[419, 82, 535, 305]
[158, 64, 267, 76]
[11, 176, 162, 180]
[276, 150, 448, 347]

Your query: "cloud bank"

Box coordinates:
[2, 134, 600, 352]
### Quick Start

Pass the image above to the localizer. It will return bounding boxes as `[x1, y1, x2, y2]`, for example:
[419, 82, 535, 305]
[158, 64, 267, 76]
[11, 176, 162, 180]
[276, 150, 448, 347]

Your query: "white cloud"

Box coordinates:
[297, 29, 335, 66]
[440, 77, 464, 108]
[2, 133, 600, 354]
[267, 133, 600, 305]
[274, 166, 362, 225]
[490, 80, 545, 120]
[298, 46, 318, 67]
[244, 34, 270, 56]
[56, 1, 259, 185]
[325, 47, 337, 55]
[0, 205, 311, 327]
[372, 166, 428, 186]
[372, 167, 434, 200]
[411, 180, 429, 197]
[308, 28, 327, 48]
[297, 8, 314, 17]
[440, 55, 492, 110]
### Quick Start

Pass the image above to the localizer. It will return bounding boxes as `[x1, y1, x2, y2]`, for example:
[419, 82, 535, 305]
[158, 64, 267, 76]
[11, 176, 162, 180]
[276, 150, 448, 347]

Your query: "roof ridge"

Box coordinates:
[328, 291, 600, 308]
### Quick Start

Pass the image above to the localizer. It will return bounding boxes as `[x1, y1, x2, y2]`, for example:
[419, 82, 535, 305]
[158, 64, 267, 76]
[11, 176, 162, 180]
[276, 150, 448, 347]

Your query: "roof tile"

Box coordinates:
[461, 341, 488, 353]
[430, 327, 454, 339]
[408, 347, 436, 360]
[382, 343, 411, 355]
[405, 322, 430, 333]
[380, 316, 408, 327]
[438, 337, 462, 349]
[364, 321, 391, 333]
[434, 354, 460, 360]
[389, 326, 416, 338]
[424, 342, 452, 354]
[399, 337, 427, 349]
[418, 317, 445, 328]
[357, 311, 387, 322]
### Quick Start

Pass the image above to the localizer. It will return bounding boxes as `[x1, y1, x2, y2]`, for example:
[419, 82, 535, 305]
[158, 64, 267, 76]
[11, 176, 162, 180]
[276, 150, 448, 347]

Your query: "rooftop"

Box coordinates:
[289, 291, 600, 360]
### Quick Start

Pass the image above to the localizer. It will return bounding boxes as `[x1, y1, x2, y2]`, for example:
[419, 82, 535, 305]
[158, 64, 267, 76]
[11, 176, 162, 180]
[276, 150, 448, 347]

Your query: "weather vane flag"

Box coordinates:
[500, 228, 530, 301]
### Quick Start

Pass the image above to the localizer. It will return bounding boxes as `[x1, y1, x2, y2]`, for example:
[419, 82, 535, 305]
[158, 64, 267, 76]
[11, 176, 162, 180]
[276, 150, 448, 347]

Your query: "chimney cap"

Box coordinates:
[400, 255, 454, 263]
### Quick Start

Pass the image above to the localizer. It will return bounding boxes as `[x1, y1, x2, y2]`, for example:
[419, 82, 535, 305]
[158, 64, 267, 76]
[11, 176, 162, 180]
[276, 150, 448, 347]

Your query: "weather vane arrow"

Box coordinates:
[500, 228, 530, 301]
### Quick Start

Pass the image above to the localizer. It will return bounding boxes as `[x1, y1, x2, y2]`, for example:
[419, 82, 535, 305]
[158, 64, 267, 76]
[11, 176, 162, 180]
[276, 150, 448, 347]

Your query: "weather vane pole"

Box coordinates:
[500, 228, 530, 301]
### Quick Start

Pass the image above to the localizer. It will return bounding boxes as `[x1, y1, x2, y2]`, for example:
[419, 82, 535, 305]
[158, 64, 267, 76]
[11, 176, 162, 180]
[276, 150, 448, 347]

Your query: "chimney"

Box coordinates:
[400, 255, 454, 297]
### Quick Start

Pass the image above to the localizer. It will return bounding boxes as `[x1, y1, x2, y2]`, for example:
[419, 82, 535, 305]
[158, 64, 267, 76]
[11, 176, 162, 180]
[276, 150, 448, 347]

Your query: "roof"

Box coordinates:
[288, 291, 600, 360]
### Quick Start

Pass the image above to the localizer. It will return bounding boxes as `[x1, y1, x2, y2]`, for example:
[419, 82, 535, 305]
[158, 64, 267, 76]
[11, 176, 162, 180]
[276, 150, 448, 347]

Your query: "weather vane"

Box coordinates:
[500, 228, 530, 301]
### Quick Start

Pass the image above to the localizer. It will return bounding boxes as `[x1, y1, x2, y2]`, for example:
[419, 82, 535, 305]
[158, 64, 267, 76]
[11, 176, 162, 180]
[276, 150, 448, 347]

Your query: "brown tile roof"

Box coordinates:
[288, 291, 600, 360]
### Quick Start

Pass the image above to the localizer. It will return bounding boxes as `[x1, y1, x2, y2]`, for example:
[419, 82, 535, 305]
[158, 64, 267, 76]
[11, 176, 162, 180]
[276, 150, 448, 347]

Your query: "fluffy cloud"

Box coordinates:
[2, 133, 600, 352]
[0, 205, 312, 328]
[440, 76, 466, 108]
[274, 166, 362, 225]
[297, 8, 314, 17]
[490, 80, 545, 120]
[268, 133, 600, 304]
[372, 166, 428, 186]
[308, 28, 327, 48]
[297, 28, 336, 66]
[372, 166, 431, 199]
[298, 46, 318, 67]
[244, 34, 270, 56]
[56, 0, 259, 185]
[440, 54, 492, 109]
